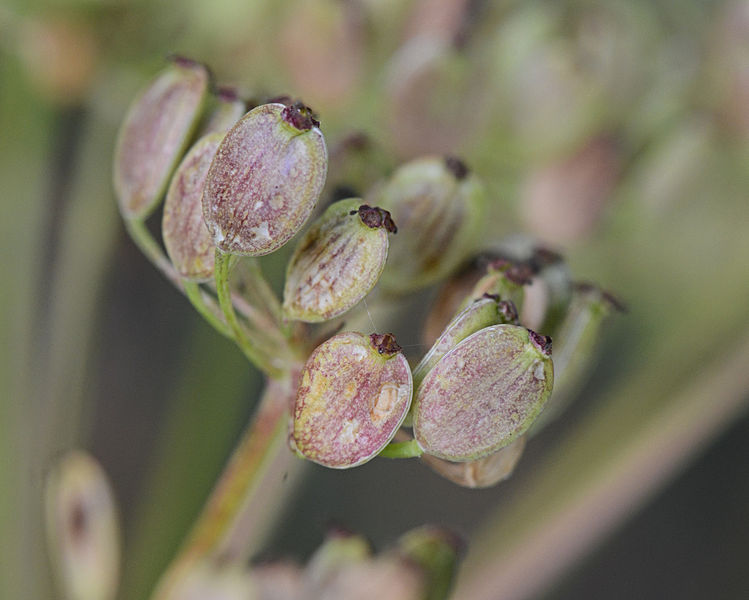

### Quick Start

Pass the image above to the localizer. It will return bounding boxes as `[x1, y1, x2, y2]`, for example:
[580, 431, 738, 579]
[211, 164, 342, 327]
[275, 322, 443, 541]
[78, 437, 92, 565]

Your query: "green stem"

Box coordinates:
[182, 281, 232, 339]
[151, 374, 306, 600]
[214, 249, 282, 378]
[125, 218, 241, 341]
[379, 439, 423, 459]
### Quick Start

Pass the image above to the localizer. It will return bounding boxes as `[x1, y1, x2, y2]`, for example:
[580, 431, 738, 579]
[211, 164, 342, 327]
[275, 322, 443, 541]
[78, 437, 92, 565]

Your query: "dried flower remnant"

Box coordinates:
[114, 57, 209, 219]
[202, 102, 327, 256]
[45, 451, 120, 600]
[283, 199, 396, 322]
[374, 156, 485, 292]
[421, 435, 527, 489]
[293, 332, 412, 468]
[413, 324, 553, 461]
[162, 133, 224, 281]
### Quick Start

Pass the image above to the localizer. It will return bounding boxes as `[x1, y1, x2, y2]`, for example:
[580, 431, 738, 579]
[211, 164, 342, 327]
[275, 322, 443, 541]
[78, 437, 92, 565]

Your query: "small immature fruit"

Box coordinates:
[293, 332, 412, 468]
[162, 132, 224, 281]
[202, 102, 328, 256]
[114, 57, 209, 219]
[283, 199, 396, 322]
[413, 325, 553, 461]
[374, 156, 485, 292]
[531, 283, 622, 432]
[45, 451, 120, 600]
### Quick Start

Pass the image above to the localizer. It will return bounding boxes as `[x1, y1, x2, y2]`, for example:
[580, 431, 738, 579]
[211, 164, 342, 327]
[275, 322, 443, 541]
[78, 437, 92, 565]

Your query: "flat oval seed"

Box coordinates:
[202, 102, 328, 256]
[283, 199, 393, 322]
[293, 332, 412, 468]
[413, 324, 553, 461]
[162, 133, 224, 281]
[114, 57, 209, 219]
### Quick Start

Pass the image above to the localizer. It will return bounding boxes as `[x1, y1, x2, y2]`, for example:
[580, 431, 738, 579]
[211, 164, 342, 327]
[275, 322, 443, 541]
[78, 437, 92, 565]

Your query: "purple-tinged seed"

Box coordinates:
[284, 199, 393, 322]
[413, 324, 553, 461]
[293, 332, 412, 468]
[114, 58, 209, 219]
[202, 103, 327, 256]
[162, 133, 224, 281]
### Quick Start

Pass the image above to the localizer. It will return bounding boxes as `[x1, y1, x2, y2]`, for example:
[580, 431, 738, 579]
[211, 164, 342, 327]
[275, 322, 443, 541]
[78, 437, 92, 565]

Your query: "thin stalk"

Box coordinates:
[151, 373, 305, 600]
[379, 439, 424, 459]
[182, 281, 232, 338]
[214, 249, 283, 378]
[243, 258, 284, 327]
[452, 328, 749, 600]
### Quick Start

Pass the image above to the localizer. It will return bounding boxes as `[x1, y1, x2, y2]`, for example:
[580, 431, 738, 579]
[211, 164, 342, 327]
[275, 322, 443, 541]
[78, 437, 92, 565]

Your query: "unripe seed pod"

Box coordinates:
[114, 57, 209, 219]
[413, 325, 553, 461]
[45, 451, 120, 600]
[318, 556, 425, 600]
[162, 132, 223, 281]
[305, 530, 371, 592]
[374, 156, 485, 292]
[293, 332, 412, 468]
[202, 102, 328, 256]
[413, 295, 518, 390]
[283, 199, 395, 323]
[531, 283, 622, 432]
[394, 526, 463, 600]
[421, 435, 526, 489]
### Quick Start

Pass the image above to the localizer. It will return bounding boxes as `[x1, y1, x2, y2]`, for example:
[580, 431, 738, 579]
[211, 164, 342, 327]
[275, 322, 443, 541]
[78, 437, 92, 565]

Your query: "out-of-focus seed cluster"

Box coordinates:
[164, 526, 461, 600]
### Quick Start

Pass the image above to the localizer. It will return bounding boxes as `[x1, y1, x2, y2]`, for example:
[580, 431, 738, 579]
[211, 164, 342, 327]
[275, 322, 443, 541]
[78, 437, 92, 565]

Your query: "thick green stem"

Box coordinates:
[379, 439, 424, 459]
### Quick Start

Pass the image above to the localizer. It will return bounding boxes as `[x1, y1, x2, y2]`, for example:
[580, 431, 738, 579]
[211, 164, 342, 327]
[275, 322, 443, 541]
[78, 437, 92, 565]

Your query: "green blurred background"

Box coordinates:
[2, 0, 749, 598]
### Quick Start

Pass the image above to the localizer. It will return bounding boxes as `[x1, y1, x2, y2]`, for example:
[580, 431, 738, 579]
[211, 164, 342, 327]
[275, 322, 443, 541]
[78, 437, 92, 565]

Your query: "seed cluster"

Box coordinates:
[114, 58, 618, 482]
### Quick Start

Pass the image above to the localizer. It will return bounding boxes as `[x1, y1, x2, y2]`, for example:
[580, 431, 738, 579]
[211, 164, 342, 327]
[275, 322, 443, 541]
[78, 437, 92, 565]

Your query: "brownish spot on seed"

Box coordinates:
[354, 205, 397, 233]
[281, 101, 320, 130]
[444, 155, 469, 180]
[369, 333, 402, 356]
[528, 330, 552, 357]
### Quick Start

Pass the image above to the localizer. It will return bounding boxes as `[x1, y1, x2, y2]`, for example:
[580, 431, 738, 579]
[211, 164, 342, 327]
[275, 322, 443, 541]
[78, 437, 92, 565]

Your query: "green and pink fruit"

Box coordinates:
[293, 332, 412, 468]
[114, 57, 209, 219]
[283, 199, 396, 323]
[413, 325, 553, 461]
[162, 132, 224, 281]
[202, 102, 328, 256]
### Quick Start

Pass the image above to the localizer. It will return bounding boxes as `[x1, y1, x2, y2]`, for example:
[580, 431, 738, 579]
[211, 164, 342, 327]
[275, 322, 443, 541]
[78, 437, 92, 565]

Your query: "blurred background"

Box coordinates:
[2, 0, 749, 598]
